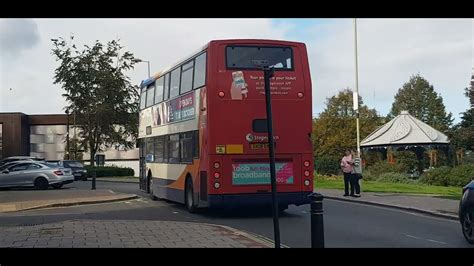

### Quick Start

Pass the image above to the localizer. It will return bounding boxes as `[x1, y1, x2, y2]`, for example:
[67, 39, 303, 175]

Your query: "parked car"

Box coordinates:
[0, 156, 44, 167]
[459, 180, 474, 244]
[58, 160, 87, 181]
[0, 161, 74, 189]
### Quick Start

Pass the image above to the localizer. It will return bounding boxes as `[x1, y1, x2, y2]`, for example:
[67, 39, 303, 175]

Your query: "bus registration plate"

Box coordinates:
[232, 162, 294, 185]
[250, 143, 269, 149]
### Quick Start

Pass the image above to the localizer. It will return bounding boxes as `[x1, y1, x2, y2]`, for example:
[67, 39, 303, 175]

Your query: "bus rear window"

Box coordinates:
[226, 46, 293, 70]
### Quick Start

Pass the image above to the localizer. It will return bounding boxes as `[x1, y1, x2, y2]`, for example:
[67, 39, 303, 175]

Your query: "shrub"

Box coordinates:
[375, 172, 416, 184]
[419, 166, 452, 186]
[448, 164, 474, 187]
[364, 160, 407, 179]
[315, 174, 343, 181]
[314, 156, 340, 175]
[84, 165, 134, 177]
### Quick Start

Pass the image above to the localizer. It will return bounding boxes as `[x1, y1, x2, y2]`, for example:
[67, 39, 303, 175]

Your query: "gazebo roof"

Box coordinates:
[360, 111, 449, 148]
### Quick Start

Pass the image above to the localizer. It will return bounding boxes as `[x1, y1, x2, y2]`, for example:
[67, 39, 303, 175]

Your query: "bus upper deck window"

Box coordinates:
[226, 46, 293, 70]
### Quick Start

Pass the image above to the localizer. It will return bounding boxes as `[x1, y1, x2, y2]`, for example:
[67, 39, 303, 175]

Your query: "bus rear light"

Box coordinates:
[298, 92, 304, 98]
[214, 182, 221, 189]
[218, 91, 225, 98]
[214, 172, 220, 178]
[213, 162, 220, 169]
[304, 160, 310, 167]
[304, 170, 310, 177]
[304, 179, 310, 186]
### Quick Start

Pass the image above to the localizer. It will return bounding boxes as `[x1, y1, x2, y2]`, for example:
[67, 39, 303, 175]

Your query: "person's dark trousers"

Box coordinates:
[350, 174, 361, 195]
[343, 172, 352, 195]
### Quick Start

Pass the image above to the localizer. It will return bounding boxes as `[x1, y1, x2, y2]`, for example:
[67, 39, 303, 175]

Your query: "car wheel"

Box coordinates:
[462, 207, 474, 244]
[34, 177, 49, 190]
[185, 177, 197, 213]
[52, 183, 63, 189]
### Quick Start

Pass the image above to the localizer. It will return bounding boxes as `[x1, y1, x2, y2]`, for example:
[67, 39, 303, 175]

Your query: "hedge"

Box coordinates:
[84, 165, 134, 178]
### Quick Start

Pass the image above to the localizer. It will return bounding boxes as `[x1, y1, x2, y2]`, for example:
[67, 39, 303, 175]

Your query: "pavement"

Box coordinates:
[0, 189, 138, 213]
[94, 177, 139, 183]
[0, 219, 273, 248]
[315, 188, 460, 220]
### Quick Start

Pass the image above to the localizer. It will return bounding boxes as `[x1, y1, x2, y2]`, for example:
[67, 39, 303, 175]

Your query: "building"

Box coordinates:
[0, 112, 139, 174]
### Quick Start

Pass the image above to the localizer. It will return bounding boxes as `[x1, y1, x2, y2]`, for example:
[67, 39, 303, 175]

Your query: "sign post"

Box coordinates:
[263, 65, 281, 248]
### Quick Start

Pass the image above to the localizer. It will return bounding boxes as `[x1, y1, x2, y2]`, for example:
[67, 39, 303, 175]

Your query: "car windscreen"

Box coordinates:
[64, 161, 84, 168]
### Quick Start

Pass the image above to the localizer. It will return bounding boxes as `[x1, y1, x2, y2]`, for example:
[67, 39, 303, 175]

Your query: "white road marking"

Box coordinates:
[404, 234, 448, 245]
[172, 211, 179, 214]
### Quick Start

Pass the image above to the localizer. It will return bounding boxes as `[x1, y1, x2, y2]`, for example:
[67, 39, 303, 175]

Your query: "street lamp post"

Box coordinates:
[353, 18, 361, 155]
[65, 110, 70, 160]
[138, 59, 151, 78]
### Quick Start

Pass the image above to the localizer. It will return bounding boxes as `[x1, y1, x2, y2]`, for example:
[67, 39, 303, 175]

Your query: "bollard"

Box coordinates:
[92, 170, 96, 190]
[308, 193, 324, 248]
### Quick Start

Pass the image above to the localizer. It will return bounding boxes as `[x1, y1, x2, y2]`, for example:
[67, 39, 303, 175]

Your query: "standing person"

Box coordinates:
[351, 150, 362, 197]
[340, 149, 353, 196]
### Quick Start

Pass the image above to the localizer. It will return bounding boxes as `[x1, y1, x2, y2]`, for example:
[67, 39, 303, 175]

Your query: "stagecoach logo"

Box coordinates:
[246, 133, 254, 142]
[245, 133, 279, 143]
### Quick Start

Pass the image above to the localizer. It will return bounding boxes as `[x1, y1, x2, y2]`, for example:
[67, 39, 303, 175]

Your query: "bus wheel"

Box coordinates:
[149, 177, 157, 201]
[185, 177, 197, 213]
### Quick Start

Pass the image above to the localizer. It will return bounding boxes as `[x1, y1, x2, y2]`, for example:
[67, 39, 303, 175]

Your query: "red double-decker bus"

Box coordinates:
[138, 39, 313, 213]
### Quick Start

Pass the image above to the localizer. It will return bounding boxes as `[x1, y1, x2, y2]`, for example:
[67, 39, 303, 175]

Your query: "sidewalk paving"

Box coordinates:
[94, 177, 139, 183]
[0, 220, 273, 248]
[315, 188, 460, 220]
[0, 189, 137, 213]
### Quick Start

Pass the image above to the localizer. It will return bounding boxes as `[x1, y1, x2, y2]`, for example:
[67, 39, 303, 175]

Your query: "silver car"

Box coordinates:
[0, 161, 74, 189]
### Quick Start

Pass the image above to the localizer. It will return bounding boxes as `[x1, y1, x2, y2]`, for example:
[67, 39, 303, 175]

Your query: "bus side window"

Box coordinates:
[193, 52, 206, 89]
[163, 73, 170, 101]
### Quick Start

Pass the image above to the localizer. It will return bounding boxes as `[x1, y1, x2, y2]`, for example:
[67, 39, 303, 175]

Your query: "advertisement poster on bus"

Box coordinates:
[232, 162, 294, 185]
[156, 92, 195, 125]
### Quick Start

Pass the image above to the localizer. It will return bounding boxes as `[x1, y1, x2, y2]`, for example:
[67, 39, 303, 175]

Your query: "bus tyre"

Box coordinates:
[34, 177, 49, 190]
[185, 177, 197, 213]
[149, 177, 157, 201]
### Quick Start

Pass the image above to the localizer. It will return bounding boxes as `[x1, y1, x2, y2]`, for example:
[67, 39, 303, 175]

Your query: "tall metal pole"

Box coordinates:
[73, 112, 76, 160]
[66, 110, 70, 160]
[263, 66, 280, 248]
[146, 61, 150, 78]
[354, 18, 361, 155]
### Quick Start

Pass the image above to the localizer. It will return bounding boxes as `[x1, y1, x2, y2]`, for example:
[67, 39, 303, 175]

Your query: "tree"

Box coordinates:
[450, 75, 474, 153]
[388, 74, 453, 132]
[52, 36, 140, 166]
[312, 89, 383, 174]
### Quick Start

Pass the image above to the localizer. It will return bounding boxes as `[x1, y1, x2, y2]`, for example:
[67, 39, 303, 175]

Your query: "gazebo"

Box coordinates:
[360, 111, 450, 170]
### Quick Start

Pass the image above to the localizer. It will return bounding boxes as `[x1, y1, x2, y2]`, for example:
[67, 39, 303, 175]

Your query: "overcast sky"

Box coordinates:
[1, 18, 472, 123]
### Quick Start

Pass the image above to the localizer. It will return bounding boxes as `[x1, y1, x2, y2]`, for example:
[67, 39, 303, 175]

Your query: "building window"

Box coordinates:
[193, 52, 206, 89]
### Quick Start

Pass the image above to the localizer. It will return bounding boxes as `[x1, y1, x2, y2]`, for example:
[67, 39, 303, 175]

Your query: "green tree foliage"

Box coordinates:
[51, 36, 140, 166]
[388, 74, 453, 132]
[450, 84, 474, 152]
[312, 89, 383, 174]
